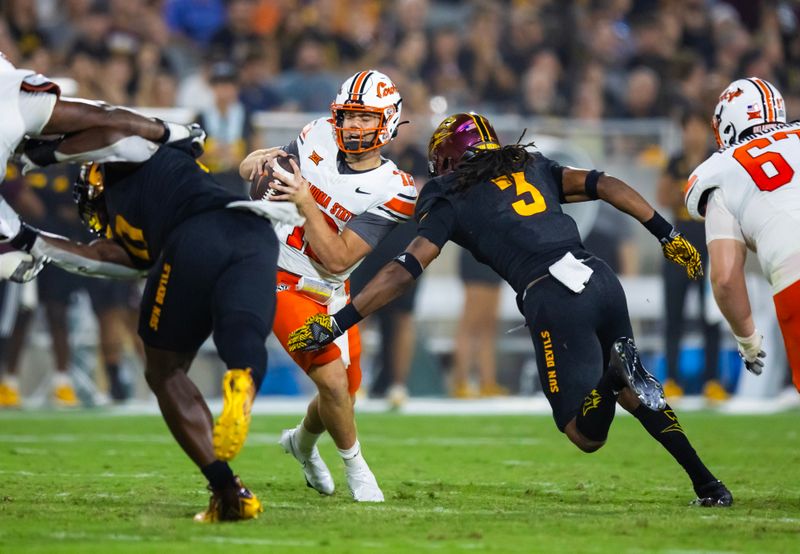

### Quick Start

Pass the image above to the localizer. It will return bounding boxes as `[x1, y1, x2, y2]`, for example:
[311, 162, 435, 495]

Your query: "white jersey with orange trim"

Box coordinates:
[0, 54, 60, 178]
[274, 117, 418, 284]
[689, 121, 800, 293]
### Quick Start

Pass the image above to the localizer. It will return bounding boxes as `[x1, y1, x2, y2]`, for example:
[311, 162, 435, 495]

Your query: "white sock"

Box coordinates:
[2, 374, 19, 389]
[52, 371, 71, 388]
[338, 440, 367, 470]
[295, 418, 321, 456]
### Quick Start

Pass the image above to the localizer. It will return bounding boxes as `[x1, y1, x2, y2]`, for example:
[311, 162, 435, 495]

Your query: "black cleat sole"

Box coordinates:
[692, 480, 733, 507]
[610, 338, 666, 411]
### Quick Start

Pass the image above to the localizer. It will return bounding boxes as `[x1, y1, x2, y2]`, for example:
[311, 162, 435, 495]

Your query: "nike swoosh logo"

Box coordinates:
[355, 187, 370, 195]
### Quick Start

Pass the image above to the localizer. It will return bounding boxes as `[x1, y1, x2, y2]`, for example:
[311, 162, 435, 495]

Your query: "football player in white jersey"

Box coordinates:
[239, 70, 416, 501]
[685, 77, 800, 393]
[0, 52, 204, 281]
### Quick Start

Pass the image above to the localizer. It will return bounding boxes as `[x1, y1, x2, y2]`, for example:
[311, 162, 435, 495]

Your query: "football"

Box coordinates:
[249, 153, 298, 200]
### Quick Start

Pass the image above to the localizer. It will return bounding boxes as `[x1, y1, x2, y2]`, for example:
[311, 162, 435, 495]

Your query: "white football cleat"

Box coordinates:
[345, 465, 384, 502]
[387, 383, 408, 410]
[279, 428, 335, 496]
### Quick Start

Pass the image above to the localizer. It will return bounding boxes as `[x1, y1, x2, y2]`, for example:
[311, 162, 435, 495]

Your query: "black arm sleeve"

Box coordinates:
[416, 199, 457, 249]
[535, 153, 565, 202]
[282, 139, 300, 158]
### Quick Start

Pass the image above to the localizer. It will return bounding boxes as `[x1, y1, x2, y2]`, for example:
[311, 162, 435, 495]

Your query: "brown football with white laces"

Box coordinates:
[249, 154, 298, 200]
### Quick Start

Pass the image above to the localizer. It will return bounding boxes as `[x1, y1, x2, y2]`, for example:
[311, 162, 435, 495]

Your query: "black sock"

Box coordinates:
[574, 370, 619, 442]
[106, 363, 120, 380]
[201, 460, 236, 490]
[632, 403, 715, 490]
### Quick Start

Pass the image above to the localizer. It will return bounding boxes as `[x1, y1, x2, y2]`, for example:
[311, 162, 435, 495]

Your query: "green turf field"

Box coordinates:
[0, 410, 798, 553]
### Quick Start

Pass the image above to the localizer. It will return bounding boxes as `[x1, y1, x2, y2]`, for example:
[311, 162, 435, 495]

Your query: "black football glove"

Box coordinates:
[287, 313, 343, 352]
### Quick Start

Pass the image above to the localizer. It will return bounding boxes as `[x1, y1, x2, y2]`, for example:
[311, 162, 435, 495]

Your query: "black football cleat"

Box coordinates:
[692, 480, 733, 507]
[194, 476, 263, 522]
[609, 338, 666, 411]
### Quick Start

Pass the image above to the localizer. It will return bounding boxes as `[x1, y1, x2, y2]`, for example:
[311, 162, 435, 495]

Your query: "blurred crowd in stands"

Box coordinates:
[1, 0, 795, 405]
[1, 0, 797, 129]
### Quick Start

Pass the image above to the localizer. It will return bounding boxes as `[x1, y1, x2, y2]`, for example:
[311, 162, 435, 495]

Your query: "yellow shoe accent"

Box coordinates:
[213, 368, 255, 461]
[703, 379, 730, 403]
[662, 378, 684, 399]
[194, 476, 264, 523]
[0, 383, 21, 408]
[479, 382, 509, 397]
[451, 383, 477, 399]
[53, 384, 79, 407]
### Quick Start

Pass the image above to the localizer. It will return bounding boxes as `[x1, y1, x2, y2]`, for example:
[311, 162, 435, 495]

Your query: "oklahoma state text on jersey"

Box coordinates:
[276, 117, 418, 283]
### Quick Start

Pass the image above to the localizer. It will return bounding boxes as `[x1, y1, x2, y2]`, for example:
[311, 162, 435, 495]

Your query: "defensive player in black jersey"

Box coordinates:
[0, 52, 205, 281]
[7, 138, 300, 521]
[288, 112, 733, 507]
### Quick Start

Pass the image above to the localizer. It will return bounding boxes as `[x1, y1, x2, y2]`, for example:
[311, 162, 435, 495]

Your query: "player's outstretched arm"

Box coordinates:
[11, 222, 144, 279]
[561, 168, 703, 279]
[20, 98, 205, 171]
[288, 236, 440, 352]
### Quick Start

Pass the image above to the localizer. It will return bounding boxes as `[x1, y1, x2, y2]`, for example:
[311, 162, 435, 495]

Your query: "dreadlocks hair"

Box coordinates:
[451, 135, 537, 194]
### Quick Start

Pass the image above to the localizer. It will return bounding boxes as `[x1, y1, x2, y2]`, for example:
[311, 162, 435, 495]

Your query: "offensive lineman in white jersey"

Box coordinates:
[0, 52, 203, 281]
[685, 77, 800, 392]
[239, 70, 416, 501]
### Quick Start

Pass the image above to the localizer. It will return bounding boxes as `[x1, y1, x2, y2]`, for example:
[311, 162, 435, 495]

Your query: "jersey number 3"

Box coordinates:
[732, 128, 800, 191]
[491, 172, 547, 216]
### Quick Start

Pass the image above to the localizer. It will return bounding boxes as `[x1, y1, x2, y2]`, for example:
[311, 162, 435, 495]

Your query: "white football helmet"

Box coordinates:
[712, 77, 786, 148]
[330, 70, 402, 154]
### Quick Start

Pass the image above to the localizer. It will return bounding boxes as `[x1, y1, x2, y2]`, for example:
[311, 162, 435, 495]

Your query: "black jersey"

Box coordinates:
[103, 145, 246, 269]
[416, 152, 586, 294]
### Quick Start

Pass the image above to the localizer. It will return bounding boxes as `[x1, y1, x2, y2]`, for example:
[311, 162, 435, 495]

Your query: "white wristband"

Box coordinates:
[733, 329, 762, 359]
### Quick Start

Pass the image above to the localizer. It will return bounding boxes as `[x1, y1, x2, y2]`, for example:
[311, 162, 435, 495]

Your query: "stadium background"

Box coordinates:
[1, 0, 798, 408]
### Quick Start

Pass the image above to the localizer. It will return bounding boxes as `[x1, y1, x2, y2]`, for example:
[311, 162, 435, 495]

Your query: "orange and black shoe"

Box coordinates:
[213, 368, 256, 461]
[194, 476, 264, 522]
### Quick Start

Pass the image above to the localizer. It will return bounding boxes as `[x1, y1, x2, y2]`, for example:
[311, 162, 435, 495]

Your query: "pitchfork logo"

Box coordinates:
[720, 87, 744, 103]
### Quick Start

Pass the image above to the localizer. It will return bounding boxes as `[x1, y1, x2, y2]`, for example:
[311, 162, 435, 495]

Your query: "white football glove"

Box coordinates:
[0, 197, 22, 242]
[226, 199, 306, 227]
[733, 330, 766, 375]
[0, 251, 47, 282]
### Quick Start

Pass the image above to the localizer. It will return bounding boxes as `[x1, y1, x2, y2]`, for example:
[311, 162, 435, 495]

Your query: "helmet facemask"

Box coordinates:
[74, 163, 109, 236]
[330, 70, 402, 155]
[332, 103, 395, 154]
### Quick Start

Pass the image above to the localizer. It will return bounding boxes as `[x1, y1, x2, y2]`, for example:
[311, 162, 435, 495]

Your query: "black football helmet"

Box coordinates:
[73, 163, 109, 236]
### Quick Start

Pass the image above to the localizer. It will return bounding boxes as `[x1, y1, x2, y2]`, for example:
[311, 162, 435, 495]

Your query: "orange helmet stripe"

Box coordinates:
[349, 71, 370, 102]
[751, 78, 775, 121]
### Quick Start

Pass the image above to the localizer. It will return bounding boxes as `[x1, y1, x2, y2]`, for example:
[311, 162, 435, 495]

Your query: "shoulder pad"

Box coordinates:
[414, 175, 452, 222]
[684, 162, 719, 220]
